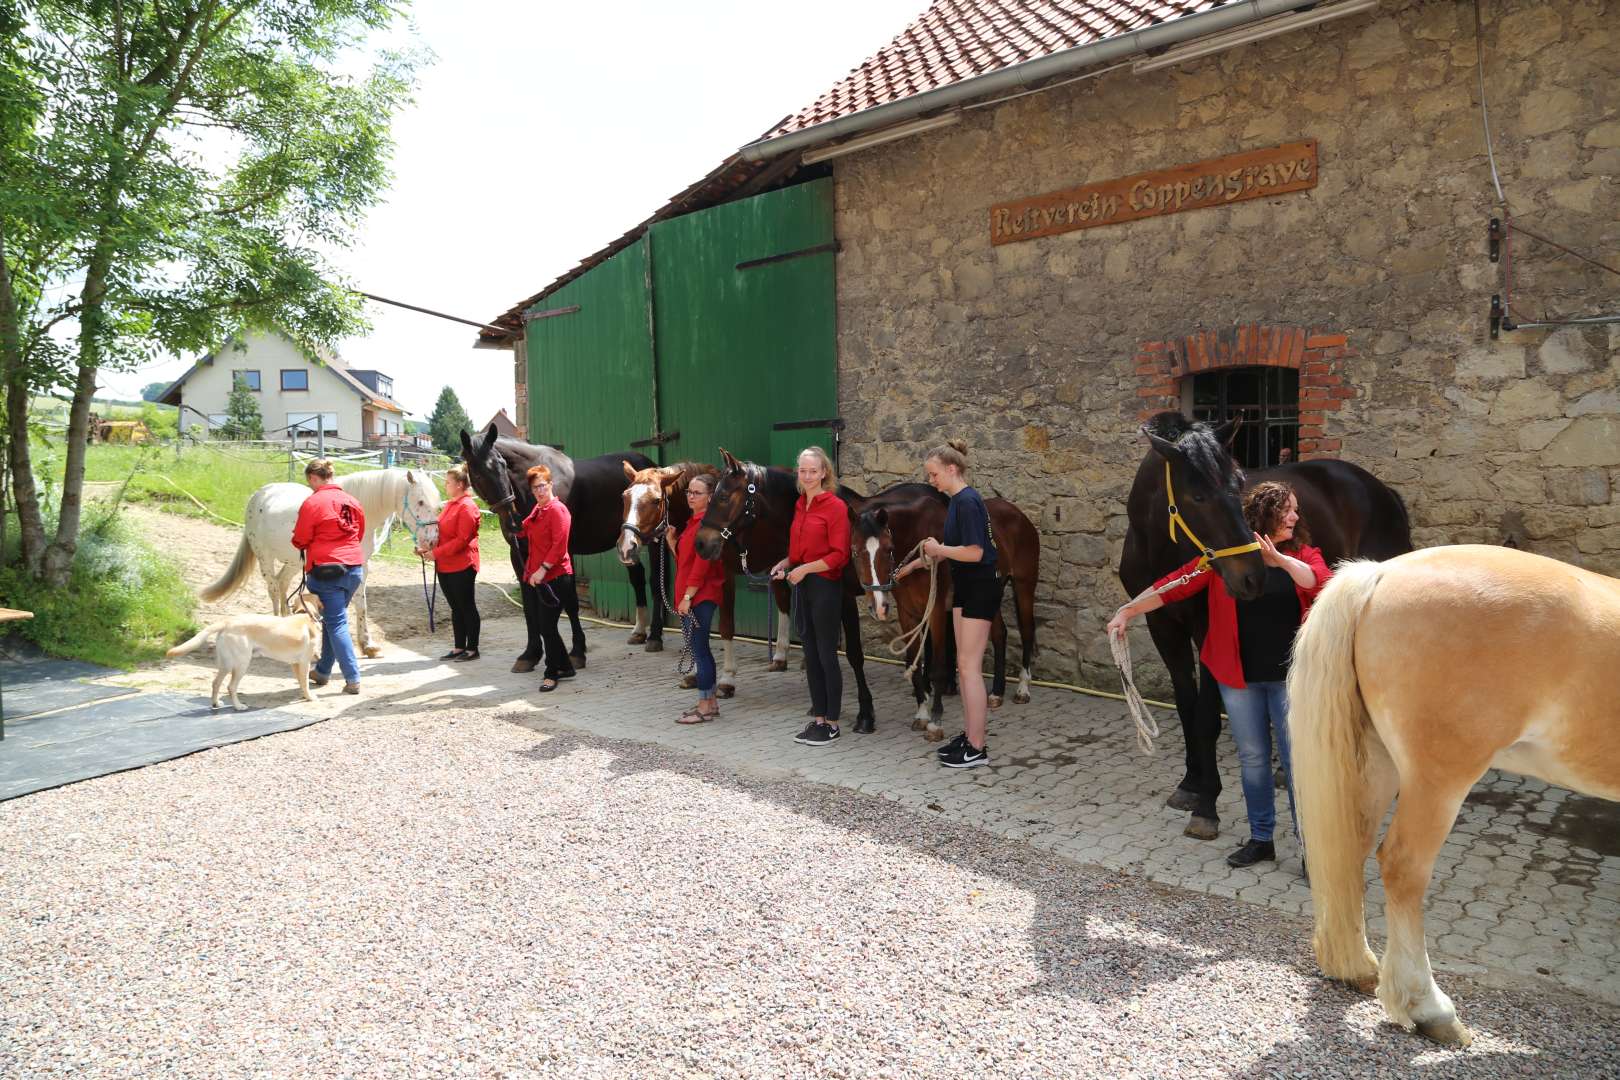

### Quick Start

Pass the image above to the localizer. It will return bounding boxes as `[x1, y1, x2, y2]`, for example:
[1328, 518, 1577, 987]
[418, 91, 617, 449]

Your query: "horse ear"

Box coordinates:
[1215, 417, 1242, 448]
[874, 507, 888, 528]
[1144, 429, 1186, 464]
[622, 459, 638, 482]
[459, 428, 474, 456]
[405, 469, 416, 484]
[477, 423, 498, 459]
[719, 448, 741, 473]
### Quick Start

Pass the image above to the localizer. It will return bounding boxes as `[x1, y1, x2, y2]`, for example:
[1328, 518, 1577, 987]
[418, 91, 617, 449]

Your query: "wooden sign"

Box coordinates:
[990, 140, 1318, 245]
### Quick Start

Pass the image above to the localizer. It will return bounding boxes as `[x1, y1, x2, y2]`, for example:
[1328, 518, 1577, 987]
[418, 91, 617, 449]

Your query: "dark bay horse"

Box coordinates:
[460, 424, 669, 669]
[693, 449, 877, 733]
[1118, 411, 1412, 839]
[618, 461, 740, 697]
[846, 483, 1041, 739]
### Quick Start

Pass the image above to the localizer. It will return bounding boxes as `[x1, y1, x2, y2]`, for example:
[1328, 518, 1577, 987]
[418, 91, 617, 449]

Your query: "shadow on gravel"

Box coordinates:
[510, 726, 1609, 1077]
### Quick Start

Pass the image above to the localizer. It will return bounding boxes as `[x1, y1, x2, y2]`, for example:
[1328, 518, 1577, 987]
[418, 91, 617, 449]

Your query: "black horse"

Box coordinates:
[1118, 412, 1411, 839]
[460, 424, 669, 670]
[693, 450, 877, 733]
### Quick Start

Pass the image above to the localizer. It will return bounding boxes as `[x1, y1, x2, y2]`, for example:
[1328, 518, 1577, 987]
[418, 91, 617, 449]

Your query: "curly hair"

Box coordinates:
[1243, 481, 1309, 549]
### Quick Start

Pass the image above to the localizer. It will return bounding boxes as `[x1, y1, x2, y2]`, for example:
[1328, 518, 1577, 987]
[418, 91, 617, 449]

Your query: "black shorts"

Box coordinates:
[953, 573, 1003, 621]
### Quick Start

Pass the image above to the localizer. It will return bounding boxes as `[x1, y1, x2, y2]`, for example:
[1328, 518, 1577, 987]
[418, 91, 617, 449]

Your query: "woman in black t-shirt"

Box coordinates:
[899, 439, 1000, 769]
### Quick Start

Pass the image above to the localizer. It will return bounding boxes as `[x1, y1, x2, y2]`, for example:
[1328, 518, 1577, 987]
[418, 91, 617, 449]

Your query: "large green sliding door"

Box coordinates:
[524, 179, 838, 634]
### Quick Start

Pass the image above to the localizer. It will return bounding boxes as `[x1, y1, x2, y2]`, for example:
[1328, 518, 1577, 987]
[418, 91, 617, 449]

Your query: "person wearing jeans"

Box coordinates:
[291, 458, 367, 694]
[1107, 481, 1329, 871]
[772, 446, 850, 747]
[668, 474, 725, 724]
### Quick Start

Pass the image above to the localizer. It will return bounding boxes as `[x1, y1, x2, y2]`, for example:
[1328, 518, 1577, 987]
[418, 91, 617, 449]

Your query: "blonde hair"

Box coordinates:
[304, 458, 335, 481]
[444, 463, 469, 489]
[796, 446, 838, 496]
[925, 438, 970, 476]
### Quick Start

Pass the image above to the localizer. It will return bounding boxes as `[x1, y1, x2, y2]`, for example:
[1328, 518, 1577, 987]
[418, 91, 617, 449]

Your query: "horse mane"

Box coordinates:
[335, 468, 403, 511]
[1143, 410, 1241, 491]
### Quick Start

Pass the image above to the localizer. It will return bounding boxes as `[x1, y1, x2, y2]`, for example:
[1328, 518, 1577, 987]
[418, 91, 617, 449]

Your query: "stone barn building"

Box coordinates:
[482, 0, 1617, 692]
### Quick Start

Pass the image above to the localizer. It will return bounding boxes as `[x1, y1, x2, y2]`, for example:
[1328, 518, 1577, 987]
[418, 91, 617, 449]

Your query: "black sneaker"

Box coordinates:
[1226, 838, 1277, 868]
[937, 732, 970, 758]
[940, 741, 989, 768]
[796, 723, 840, 746]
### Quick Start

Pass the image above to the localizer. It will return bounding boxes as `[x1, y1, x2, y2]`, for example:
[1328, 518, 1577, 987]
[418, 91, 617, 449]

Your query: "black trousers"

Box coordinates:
[436, 567, 480, 651]
[531, 574, 578, 679]
[795, 574, 843, 724]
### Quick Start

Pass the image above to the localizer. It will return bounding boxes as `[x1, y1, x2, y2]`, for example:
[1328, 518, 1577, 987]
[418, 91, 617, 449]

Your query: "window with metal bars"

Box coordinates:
[1188, 366, 1299, 469]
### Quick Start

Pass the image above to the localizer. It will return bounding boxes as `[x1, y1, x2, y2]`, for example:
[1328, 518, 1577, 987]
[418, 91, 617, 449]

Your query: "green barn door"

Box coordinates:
[651, 179, 839, 637]
[524, 239, 656, 621]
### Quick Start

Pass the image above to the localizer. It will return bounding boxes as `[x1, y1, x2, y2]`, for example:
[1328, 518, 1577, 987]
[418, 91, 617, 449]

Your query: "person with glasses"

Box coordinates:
[520, 465, 576, 693]
[665, 474, 725, 723]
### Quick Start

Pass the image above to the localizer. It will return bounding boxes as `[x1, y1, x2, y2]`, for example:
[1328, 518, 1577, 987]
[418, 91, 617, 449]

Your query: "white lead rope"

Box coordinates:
[1108, 567, 1208, 754]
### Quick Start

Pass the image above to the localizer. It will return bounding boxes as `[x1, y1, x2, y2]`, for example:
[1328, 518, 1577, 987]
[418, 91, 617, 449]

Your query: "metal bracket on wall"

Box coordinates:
[1488, 218, 1502, 263]
[1490, 295, 1505, 340]
[736, 241, 841, 271]
[771, 418, 846, 432]
[630, 430, 681, 449]
[523, 304, 581, 323]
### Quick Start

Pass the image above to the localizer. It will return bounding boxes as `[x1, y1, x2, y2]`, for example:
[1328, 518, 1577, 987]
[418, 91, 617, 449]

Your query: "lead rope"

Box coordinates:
[885, 540, 938, 676]
[1108, 567, 1207, 754]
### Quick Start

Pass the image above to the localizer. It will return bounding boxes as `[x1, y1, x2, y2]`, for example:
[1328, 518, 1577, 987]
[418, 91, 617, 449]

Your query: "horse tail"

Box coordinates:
[200, 531, 257, 603]
[1288, 558, 1386, 987]
[166, 622, 225, 658]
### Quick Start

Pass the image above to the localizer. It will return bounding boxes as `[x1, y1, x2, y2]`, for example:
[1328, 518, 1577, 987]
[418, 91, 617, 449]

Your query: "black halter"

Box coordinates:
[717, 467, 771, 582]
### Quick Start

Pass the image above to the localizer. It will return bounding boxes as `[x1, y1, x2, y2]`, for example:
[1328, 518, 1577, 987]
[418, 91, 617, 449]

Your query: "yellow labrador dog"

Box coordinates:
[166, 595, 323, 711]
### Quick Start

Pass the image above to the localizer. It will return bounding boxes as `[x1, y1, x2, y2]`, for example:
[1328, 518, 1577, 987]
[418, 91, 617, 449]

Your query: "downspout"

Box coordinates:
[738, 0, 1337, 163]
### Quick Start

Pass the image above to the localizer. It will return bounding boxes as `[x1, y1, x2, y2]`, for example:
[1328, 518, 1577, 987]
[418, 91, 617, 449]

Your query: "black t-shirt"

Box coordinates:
[943, 486, 997, 580]
[1236, 566, 1301, 683]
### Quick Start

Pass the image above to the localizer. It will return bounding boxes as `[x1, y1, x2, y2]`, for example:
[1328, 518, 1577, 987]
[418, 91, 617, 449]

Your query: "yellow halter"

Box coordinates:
[1164, 459, 1263, 571]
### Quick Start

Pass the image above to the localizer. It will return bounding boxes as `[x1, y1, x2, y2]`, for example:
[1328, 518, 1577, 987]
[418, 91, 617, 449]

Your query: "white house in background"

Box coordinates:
[158, 330, 407, 446]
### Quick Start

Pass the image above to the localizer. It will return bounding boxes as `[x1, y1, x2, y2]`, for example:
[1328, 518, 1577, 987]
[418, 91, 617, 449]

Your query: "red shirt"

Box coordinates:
[521, 498, 573, 584]
[292, 484, 366, 571]
[788, 490, 850, 581]
[673, 518, 725, 609]
[431, 494, 481, 574]
[1154, 544, 1332, 690]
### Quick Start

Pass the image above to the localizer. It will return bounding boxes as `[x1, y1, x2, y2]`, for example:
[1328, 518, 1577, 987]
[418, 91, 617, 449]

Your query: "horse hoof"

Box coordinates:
[626, 632, 647, 645]
[644, 639, 663, 653]
[1165, 787, 1201, 813]
[511, 658, 537, 674]
[1013, 691, 1031, 705]
[768, 659, 788, 672]
[987, 694, 1003, 710]
[924, 728, 945, 742]
[680, 674, 697, 690]
[910, 718, 928, 732]
[1183, 815, 1219, 841]
[1415, 1017, 1473, 1048]
[570, 653, 587, 670]
[362, 646, 382, 659]
[717, 684, 735, 699]
[852, 716, 876, 735]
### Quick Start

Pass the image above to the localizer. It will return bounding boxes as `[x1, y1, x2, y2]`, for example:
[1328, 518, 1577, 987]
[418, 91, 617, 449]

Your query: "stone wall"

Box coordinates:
[832, 0, 1619, 693]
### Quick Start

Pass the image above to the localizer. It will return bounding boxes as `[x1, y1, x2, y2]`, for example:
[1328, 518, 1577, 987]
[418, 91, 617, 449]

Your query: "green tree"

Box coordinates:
[139, 381, 169, 401]
[0, 2, 422, 585]
[428, 385, 470, 457]
[217, 373, 262, 440]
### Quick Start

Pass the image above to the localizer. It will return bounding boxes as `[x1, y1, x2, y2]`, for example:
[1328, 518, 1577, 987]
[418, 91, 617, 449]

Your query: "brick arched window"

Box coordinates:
[1133, 325, 1356, 461]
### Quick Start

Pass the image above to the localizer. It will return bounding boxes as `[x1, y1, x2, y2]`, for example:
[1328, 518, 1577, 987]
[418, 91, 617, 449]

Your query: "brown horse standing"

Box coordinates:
[1119, 411, 1411, 840]
[846, 483, 1040, 739]
[618, 461, 741, 697]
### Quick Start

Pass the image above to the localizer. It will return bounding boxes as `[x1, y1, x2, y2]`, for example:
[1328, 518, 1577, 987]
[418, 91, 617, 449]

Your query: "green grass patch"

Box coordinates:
[0, 510, 197, 669]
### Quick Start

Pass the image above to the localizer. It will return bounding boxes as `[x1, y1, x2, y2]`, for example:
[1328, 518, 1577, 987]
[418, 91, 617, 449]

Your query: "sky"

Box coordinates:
[103, 0, 930, 427]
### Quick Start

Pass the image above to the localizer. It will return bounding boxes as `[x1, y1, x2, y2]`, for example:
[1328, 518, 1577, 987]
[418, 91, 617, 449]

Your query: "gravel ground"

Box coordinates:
[3, 710, 1617, 1079]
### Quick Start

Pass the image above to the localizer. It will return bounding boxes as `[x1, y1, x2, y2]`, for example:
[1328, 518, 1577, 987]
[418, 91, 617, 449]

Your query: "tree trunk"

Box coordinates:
[0, 228, 47, 574]
[41, 251, 111, 587]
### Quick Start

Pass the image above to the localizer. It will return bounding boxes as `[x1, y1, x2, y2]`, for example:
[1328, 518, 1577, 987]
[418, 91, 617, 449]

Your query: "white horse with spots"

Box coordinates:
[201, 469, 442, 657]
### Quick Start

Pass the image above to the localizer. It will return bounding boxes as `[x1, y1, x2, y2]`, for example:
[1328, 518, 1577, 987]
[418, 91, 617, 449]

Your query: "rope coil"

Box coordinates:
[884, 540, 938, 676]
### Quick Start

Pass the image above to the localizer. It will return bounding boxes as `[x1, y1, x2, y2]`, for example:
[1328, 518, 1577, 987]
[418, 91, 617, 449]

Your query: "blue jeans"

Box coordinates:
[1218, 680, 1297, 843]
[688, 601, 718, 701]
[307, 565, 364, 685]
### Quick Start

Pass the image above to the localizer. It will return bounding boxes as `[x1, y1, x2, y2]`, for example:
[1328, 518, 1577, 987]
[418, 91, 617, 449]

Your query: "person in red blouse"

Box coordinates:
[1108, 481, 1331, 872]
[417, 464, 481, 662]
[770, 446, 850, 747]
[665, 473, 726, 724]
[520, 464, 576, 692]
[291, 458, 367, 694]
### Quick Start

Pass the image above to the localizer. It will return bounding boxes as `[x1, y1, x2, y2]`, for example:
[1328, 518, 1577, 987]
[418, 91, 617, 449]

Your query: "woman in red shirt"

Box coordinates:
[291, 458, 366, 694]
[770, 446, 850, 747]
[520, 464, 576, 692]
[665, 473, 726, 723]
[418, 464, 481, 662]
[1107, 481, 1331, 871]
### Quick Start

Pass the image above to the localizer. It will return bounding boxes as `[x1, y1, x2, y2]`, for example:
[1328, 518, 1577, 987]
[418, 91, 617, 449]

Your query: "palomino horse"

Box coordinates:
[1119, 411, 1411, 838]
[1289, 545, 1620, 1046]
[460, 425, 669, 669]
[201, 468, 442, 657]
[846, 483, 1040, 739]
[618, 460, 740, 697]
[694, 449, 877, 733]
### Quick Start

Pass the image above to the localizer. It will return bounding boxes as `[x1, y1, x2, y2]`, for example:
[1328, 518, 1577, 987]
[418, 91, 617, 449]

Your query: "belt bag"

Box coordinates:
[308, 563, 349, 581]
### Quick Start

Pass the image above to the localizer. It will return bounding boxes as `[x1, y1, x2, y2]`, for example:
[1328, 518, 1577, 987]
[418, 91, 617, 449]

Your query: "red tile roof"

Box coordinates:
[764, 0, 1223, 138]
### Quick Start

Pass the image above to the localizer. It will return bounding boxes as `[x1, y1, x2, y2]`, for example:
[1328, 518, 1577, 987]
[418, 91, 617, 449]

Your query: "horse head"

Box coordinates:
[460, 424, 519, 529]
[851, 506, 899, 622]
[401, 468, 443, 547]
[1141, 412, 1266, 601]
[695, 448, 751, 562]
[619, 461, 674, 565]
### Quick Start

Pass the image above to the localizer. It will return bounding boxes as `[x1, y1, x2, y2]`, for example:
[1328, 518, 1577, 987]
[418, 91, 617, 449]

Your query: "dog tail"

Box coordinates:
[166, 623, 226, 658]
[201, 533, 257, 603]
